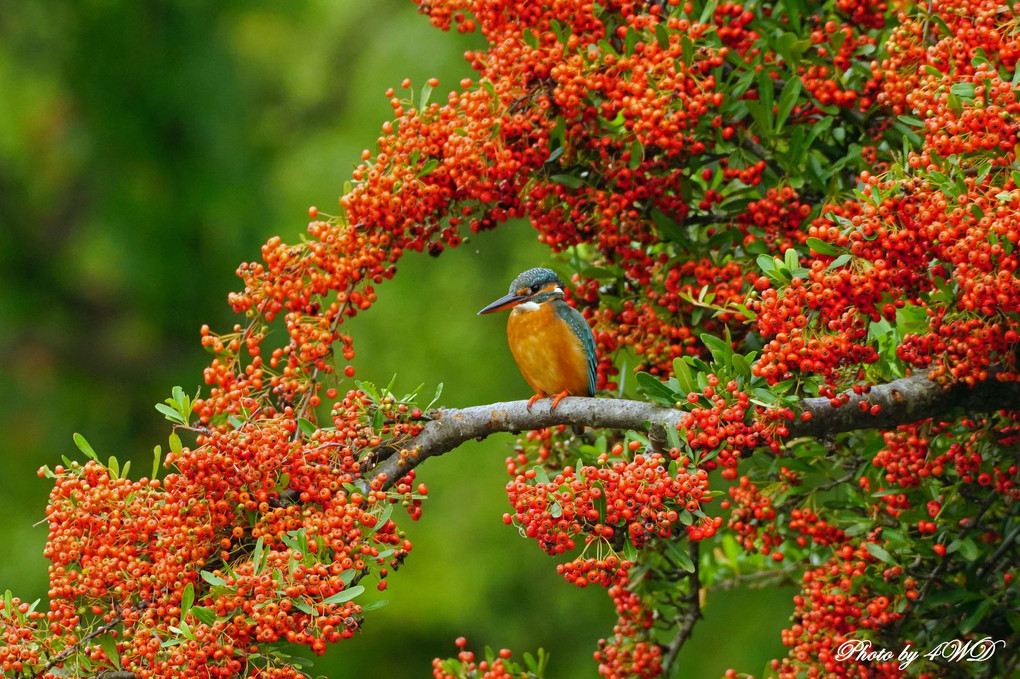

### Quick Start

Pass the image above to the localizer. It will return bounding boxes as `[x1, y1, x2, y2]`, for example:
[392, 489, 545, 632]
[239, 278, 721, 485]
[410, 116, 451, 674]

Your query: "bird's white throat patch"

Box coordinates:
[513, 301, 542, 313]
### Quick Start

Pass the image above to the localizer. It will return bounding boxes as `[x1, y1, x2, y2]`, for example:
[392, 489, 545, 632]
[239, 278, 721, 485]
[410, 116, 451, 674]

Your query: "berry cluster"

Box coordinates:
[723, 472, 849, 563]
[506, 451, 711, 563]
[32, 391, 423, 677]
[773, 537, 906, 679]
[0, 594, 44, 675]
[431, 637, 541, 679]
[679, 376, 776, 473]
[737, 188, 811, 253]
[594, 585, 663, 679]
[10, 0, 1020, 675]
[752, 0, 1020, 394]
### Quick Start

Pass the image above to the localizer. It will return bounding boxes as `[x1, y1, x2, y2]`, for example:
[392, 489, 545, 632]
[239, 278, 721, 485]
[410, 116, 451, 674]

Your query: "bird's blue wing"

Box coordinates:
[555, 300, 598, 396]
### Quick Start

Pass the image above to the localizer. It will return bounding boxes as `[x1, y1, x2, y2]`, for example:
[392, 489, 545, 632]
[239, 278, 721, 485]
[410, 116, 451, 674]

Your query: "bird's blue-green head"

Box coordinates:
[477, 267, 565, 315]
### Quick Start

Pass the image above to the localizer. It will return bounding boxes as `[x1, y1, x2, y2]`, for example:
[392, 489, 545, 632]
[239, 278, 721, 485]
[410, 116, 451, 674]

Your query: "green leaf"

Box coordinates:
[200, 571, 227, 587]
[804, 115, 834, 146]
[827, 253, 852, 270]
[419, 83, 433, 111]
[680, 34, 693, 67]
[549, 19, 568, 45]
[181, 582, 195, 618]
[253, 537, 266, 575]
[97, 633, 121, 669]
[650, 209, 691, 247]
[480, 79, 497, 101]
[806, 237, 839, 256]
[636, 372, 679, 405]
[629, 140, 644, 170]
[533, 466, 551, 486]
[322, 585, 365, 606]
[169, 432, 183, 454]
[756, 254, 777, 274]
[551, 173, 584, 189]
[959, 598, 994, 635]
[949, 81, 975, 99]
[732, 353, 752, 380]
[865, 542, 895, 564]
[176, 620, 196, 640]
[152, 445, 162, 479]
[296, 418, 316, 437]
[426, 382, 444, 410]
[947, 91, 963, 115]
[666, 541, 696, 573]
[108, 456, 120, 479]
[624, 26, 638, 55]
[580, 266, 619, 281]
[417, 158, 439, 178]
[155, 403, 186, 425]
[958, 537, 980, 561]
[191, 606, 216, 626]
[160, 636, 188, 648]
[698, 0, 719, 24]
[654, 22, 669, 50]
[73, 433, 99, 461]
[745, 100, 771, 140]
[361, 599, 389, 612]
[672, 357, 696, 396]
[368, 503, 394, 534]
[783, 247, 799, 271]
[700, 333, 732, 369]
[778, 0, 803, 32]
[775, 77, 802, 131]
[337, 569, 358, 587]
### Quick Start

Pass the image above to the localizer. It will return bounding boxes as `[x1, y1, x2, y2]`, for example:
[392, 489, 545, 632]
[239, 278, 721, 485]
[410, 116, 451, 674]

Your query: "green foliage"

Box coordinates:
[155, 386, 198, 427]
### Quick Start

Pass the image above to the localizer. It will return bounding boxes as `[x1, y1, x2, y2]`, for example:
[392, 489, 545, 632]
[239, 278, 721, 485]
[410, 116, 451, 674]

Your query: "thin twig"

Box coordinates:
[33, 601, 149, 679]
[661, 542, 701, 674]
[976, 506, 1020, 578]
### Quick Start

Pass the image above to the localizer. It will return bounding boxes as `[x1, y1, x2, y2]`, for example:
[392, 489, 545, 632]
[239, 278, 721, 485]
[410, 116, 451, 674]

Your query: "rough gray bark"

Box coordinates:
[364, 373, 1019, 490]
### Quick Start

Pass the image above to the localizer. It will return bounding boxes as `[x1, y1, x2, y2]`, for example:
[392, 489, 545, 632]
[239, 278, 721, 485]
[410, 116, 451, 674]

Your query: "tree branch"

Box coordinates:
[365, 372, 1019, 490]
[661, 541, 702, 675]
[363, 398, 685, 490]
[791, 371, 1020, 437]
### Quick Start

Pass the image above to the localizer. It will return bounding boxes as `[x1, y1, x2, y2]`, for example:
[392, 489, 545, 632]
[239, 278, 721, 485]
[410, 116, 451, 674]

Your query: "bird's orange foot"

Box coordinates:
[527, 393, 546, 410]
[550, 390, 570, 410]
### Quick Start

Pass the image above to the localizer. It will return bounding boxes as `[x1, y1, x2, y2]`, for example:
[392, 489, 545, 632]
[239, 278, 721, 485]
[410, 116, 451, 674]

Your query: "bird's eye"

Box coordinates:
[530, 283, 541, 293]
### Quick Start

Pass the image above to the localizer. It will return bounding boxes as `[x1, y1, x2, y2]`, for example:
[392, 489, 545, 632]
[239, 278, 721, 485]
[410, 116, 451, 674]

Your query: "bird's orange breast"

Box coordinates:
[506, 302, 591, 397]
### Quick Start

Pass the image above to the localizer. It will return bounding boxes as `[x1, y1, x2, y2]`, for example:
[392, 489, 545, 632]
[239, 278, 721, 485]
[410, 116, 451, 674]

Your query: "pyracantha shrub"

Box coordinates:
[5, 0, 1019, 677]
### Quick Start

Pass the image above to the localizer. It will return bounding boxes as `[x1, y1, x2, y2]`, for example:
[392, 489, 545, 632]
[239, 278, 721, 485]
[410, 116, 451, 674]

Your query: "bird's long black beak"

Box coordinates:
[477, 293, 527, 315]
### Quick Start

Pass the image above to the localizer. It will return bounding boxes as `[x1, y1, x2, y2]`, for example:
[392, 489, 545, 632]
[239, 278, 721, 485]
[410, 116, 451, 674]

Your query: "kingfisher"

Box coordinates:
[478, 267, 597, 409]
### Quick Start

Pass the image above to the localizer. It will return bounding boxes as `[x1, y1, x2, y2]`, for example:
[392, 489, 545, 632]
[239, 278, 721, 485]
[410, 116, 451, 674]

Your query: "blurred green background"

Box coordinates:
[0, 1, 789, 676]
